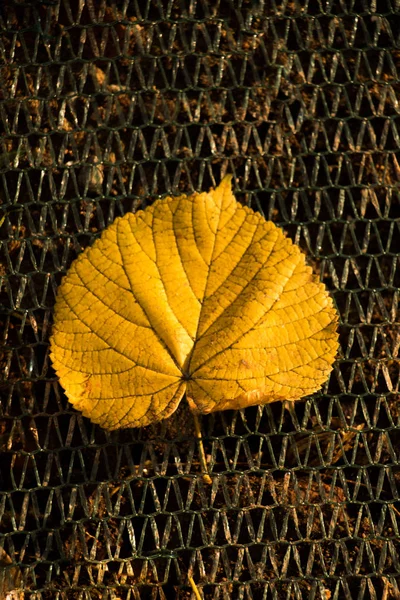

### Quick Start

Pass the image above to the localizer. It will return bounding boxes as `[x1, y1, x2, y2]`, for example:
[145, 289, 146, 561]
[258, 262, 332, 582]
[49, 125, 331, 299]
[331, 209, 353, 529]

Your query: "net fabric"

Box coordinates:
[1, 0, 400, 598]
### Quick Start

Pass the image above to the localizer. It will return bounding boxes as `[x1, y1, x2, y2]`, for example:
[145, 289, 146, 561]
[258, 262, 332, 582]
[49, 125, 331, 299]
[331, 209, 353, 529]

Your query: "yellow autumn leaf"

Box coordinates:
[50, 177, 339, 430]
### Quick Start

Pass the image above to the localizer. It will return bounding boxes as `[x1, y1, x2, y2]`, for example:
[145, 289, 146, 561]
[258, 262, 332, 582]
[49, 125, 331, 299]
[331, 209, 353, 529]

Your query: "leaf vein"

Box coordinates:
[117, 219, 182, 373]
[190, 252, 301, 375]
[60, 286, 177, 377]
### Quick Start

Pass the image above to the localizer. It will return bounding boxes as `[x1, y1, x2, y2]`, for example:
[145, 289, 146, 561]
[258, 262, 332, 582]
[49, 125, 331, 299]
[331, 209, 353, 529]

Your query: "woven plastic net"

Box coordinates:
[1, 0, 400, 598]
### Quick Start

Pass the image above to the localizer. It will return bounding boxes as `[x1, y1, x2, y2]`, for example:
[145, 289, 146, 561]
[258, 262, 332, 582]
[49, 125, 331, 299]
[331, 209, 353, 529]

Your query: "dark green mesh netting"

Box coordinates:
[1, 0, 400, 598]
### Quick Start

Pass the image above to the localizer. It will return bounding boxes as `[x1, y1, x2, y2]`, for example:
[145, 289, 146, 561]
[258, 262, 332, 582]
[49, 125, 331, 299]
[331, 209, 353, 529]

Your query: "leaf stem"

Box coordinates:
[192, 412, 212, 485]
[188, 575, 202, 599]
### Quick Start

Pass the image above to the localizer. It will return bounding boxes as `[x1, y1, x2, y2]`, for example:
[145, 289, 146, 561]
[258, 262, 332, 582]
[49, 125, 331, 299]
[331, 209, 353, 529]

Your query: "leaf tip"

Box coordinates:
[217, 173, 234, 194]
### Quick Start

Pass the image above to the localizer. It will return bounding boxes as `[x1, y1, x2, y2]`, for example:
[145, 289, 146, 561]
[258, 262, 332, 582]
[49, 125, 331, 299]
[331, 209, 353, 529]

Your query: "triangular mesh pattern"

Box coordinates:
[1, 0, 400, 598]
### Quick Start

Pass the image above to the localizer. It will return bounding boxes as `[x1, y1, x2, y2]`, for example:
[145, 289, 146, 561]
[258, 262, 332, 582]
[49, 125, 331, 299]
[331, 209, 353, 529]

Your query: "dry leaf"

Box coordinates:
[50, 177, 339, 429]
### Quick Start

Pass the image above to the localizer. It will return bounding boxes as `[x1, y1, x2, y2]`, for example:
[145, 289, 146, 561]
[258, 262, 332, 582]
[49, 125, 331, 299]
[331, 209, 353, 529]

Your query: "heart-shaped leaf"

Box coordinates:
[50, 177, 338, 429]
